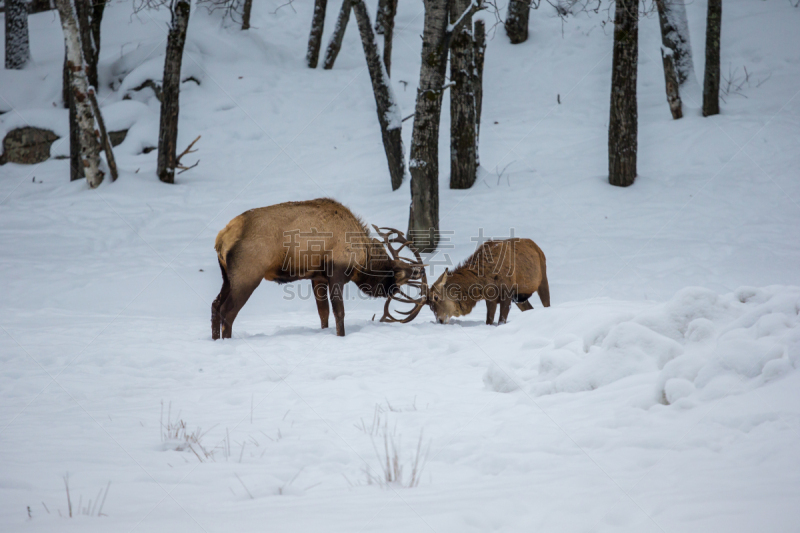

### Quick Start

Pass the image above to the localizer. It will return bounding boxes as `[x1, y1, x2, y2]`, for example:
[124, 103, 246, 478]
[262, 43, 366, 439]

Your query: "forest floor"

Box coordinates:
[1, 1, 799, 531]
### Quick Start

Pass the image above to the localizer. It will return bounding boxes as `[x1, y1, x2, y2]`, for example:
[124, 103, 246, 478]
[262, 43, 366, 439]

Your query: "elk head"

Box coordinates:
[427, 269, 460, 324]
[372, 226, 429, 323]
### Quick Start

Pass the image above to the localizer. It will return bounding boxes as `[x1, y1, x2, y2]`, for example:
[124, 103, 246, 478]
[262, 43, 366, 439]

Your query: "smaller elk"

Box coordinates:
[427, 238, 550, 325]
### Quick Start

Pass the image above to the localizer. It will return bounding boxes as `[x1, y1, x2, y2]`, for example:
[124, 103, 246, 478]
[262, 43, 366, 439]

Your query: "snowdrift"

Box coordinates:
[483, 287, 800, 406]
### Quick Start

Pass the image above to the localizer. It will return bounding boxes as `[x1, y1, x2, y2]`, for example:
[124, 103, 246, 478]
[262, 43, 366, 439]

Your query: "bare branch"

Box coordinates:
[270, 0, 297, 14]
[446, 0, 484, 36]
[175, 135, 200, 173]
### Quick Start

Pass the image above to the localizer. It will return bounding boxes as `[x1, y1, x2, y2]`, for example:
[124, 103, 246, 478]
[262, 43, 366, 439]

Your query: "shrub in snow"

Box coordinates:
[362, 422, 429, 489]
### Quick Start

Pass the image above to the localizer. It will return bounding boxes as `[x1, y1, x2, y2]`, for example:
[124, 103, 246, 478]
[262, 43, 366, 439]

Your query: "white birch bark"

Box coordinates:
[54, 0, 104, 189]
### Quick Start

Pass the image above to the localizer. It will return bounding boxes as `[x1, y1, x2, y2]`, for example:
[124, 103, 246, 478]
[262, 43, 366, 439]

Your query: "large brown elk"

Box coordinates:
[212, 198, 425, 339]
[425, 238, 550, 325]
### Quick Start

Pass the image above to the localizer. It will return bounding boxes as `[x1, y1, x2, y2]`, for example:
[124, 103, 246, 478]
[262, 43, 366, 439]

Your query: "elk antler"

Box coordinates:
[371, 225, 428, 323]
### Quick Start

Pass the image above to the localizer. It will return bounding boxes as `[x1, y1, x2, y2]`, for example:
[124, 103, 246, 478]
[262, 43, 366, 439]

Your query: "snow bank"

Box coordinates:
[518, 286, 800, 404]
[2, 0, 799, 530]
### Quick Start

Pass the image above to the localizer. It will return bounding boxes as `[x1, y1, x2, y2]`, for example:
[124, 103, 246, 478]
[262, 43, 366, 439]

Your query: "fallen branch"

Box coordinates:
[88, 90, 119, 181]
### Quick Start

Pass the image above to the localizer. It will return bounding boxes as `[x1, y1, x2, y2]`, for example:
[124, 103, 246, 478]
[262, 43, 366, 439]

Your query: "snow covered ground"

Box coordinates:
[1, 0, 799, 531]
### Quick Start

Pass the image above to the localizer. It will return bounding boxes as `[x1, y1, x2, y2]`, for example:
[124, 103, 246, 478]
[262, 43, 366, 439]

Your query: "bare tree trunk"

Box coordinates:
[382, 0, 397, 77]
[323, 0, 351, 70]
[474, 18, 485, 148]
[54, 0, 104, 188]
[351, 0, 406, 191]
[654, 0, 694, 84]
[449, 0, 476, 189]
[241, 0, 253, 29]
[5, 0, 30, 69]
[86, 0, 105, 89]
[157, 0, 191, 184]
[702, 0, 721, 117]
[375, 0, 389, 34]
[655, 0, 694, 119]
[30, 0, 54, 13]
[608, 0, 638, 187]
[504, 0, 529, 44]
[306, 0, 328, 68]
[408, 0, 481, 252]
[660, 48, 682, 119]
[408, 0, 450, 253]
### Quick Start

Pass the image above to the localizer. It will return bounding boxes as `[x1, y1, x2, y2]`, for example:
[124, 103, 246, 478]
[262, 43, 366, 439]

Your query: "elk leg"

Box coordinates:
[538, 273, 551, 307]
[212, 261, 231, 340]
[219, 278, 261, 339]
[498, 299, 512, 325]
[329, 276, 346, 337]
[516, 300, 533, 312]
[486, 299, 497, 325]
[312, 279, 330, 329]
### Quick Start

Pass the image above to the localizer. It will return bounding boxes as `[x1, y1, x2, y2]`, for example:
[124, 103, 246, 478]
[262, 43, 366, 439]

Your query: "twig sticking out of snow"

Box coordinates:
[59, 475, 110, 517]
[234, 473, 254, 499]
[176, 135, 201, 174]
[363, 419, 430, 488]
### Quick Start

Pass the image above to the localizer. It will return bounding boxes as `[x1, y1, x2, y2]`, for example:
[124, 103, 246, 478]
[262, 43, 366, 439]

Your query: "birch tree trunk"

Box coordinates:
[63, 46, 84, 181]
[655, 0, 695, 119]
[306, 0, 328, 68]
[63, 0, 102, 90]
[382, 0, 397, 77]
[449, 0, 477, 189]
[474, 18, 485, 148]
[351, 0, 406, 191]
[608, 0, 638, 187]
[54, 0, 104, 188]
[241, 0, 253, 29]
[702, 0, 721, 117]
[67, 89, 84, 181]
[63, 0, 105, 180]
[504, 0, 530, 44]
[5, 0, 30, 69]
[323, 0, 351, 70]
[157, 0, 191, 184]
